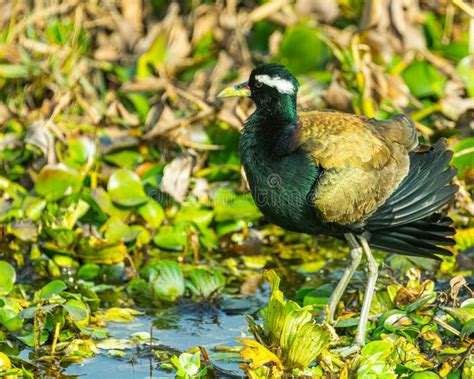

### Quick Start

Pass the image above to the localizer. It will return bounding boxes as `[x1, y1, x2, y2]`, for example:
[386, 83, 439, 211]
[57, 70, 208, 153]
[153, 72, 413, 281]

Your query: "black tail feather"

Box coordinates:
[364, 139, 457, 260]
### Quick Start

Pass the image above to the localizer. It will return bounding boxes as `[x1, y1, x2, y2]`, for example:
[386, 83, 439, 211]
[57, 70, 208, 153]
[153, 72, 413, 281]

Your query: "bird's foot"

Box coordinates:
[332, 343, 362, 357]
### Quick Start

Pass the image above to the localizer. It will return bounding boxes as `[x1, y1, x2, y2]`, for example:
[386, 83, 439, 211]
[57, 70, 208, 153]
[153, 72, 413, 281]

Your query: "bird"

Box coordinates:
[217, 64, 458, 356]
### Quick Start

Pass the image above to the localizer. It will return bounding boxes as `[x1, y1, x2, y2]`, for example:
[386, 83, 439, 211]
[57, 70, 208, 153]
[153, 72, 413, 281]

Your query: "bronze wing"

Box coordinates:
[298, 110, 418, 225]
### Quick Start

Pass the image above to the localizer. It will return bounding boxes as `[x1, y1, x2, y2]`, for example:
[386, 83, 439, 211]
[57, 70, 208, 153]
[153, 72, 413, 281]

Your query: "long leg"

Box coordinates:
[326, 233, 363, 324]
[336, 234, 378, 357]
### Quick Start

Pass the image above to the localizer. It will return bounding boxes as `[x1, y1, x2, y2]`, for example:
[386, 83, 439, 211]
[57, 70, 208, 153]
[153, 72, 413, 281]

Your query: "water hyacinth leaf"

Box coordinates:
[150, 260, 185, 302]
[17, 331, 49, 347]
[39, 280, 67, 300]
[286, 323, 329, 368]
[127, 278, 154, 307]
[213, 189, 261, 222]
[78, 263, 101, 280]
[23, 197, 47, 220]
[175, 204, 214, 229]
[35, 163, 82, 201]
[64, 299, 89, 321]
[100, 262, 126, 283]
[103, 218, 132, 243]
[77, 238, 127, 264]
[96, 338, 134, 350]
[279, 304, 313, 351]
[187, 268, 225, 299]
[108, 349, 126, 357]
[401, 60, 446, 98]
[0, 298, 24, 331]
[63, 199, 90, 229]
[0, 261, 16, 295]
[95, 308, 144, 323]
[104, 149, 142, 170]
[65, 339, 98, 358]
[138, 199, 165, 228]
[66, 136, 97, 166]
[153, 223, 188, 250]
[91, 187, 131, 221]
[361, 340, 394, 361]
[107, 168, 148, 207]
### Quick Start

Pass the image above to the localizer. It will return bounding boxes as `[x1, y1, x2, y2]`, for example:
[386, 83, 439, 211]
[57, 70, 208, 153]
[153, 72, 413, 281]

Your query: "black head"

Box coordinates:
[218, 64, 299, 121]
[248, 64, 299, 102]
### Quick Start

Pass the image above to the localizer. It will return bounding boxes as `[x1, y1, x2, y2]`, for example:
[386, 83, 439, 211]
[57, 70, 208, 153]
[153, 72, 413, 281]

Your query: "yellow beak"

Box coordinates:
[217, 81, 251, 98]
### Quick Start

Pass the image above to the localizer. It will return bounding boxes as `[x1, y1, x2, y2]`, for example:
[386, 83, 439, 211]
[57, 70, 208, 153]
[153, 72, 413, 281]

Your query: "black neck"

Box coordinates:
[254, 94, 297, 123]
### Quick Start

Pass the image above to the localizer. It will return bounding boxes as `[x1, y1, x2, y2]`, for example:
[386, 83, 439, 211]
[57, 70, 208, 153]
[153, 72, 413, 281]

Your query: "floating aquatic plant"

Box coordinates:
[187, 267, 226, 300]
[149, 260, 185, 302]
[238, 270, 330, 376]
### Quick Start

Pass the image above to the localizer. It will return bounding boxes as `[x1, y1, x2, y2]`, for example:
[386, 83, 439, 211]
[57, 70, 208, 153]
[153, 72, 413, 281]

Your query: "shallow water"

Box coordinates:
[62, 297, 263, 378]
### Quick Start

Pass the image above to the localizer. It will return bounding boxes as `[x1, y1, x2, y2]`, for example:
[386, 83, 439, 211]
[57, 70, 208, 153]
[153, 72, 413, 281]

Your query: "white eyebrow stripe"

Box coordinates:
[255, 74, 295, 94]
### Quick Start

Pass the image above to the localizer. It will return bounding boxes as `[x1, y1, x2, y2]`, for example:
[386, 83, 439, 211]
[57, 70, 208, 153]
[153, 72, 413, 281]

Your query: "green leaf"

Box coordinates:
[95, 308, 143, 323]
[153, 223, 188, 251]
[457, 56, 474, 97]
[107, 168, 148, 207]
[409, 372, 439, 379]
[361, 340, 394, 360]
[138, 199, 165, 228]
[0, 297, 24, 332]
[77, 238, 127, 264]
[17, 331, 49, 347]
[78, 263, 101, 280]
[0, 261, 16, 295]
[63, 299, 88, 321]
[149, 260, 185, 302]
[278, 24, 331, 74]
[452, 137, 474, 179]
[66, 136, 97, 166]
[187, 268, 225, 299]
[175, 204, 214, 229]
[401, 60, 446, 98]
[35, 163, 82, 201]
[213, 189, 261, 222]
[104, 150, 142, 170]
[39, 280, 67, 300]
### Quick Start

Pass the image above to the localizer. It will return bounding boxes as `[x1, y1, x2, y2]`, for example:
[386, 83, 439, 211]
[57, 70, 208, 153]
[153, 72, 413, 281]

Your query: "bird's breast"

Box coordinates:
[240, 132, 320, 233]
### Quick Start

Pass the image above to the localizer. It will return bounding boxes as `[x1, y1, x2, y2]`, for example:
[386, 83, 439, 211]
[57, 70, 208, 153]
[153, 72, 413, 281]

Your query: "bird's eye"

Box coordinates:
[255, 81, 263, 88]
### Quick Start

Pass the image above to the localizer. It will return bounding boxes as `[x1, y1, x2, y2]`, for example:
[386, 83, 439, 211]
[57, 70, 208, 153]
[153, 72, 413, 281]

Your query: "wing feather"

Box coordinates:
[298, 110, 417, 224]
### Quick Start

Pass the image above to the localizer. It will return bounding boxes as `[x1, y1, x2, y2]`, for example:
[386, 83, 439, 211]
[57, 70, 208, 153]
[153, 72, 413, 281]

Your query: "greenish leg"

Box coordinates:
[327, 233, 363, 324]
[336, 234, 378, 357]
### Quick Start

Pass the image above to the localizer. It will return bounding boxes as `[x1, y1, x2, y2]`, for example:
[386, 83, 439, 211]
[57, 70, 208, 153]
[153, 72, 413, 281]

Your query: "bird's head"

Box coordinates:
[218, 64, 299, 120]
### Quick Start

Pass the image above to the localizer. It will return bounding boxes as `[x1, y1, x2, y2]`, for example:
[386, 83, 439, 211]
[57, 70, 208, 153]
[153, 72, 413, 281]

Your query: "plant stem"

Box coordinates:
[51, 322, 61, 357]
